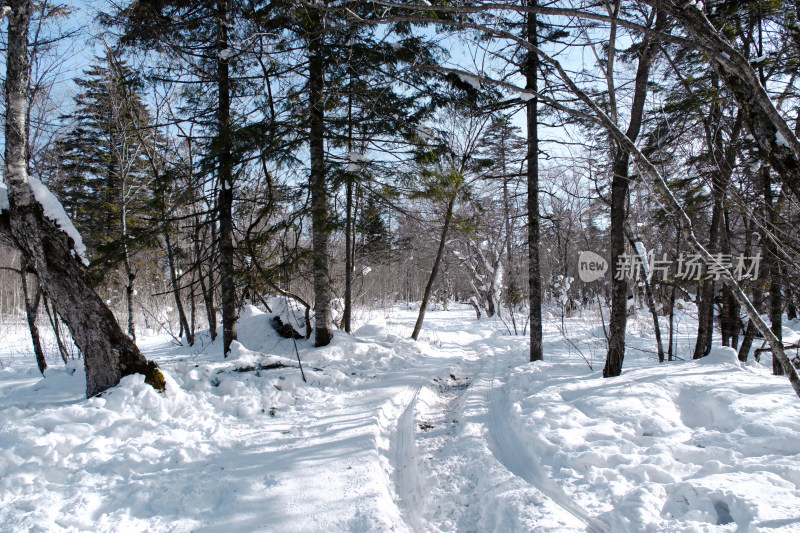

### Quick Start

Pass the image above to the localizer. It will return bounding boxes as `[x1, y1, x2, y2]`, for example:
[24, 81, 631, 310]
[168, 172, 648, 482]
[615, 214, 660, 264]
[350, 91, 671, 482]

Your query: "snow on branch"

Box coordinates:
[28, 178, 88, 265]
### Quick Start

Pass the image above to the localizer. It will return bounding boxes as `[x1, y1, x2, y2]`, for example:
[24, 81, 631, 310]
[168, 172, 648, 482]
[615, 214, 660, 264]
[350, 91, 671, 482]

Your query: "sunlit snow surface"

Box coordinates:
[1, 303, 800, 532]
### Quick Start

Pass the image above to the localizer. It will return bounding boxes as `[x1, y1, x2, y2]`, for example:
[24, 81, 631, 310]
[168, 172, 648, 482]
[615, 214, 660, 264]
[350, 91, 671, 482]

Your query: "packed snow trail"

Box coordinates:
[388, 383, 425, 531]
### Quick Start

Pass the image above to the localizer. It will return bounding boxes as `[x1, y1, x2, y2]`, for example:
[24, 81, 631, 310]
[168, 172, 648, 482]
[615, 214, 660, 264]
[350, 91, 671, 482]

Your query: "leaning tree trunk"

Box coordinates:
[308, 8, 333, 347]
[0, 0, 163, 397]
[526, 2, 543, 362]
[412, 197, 455, 341]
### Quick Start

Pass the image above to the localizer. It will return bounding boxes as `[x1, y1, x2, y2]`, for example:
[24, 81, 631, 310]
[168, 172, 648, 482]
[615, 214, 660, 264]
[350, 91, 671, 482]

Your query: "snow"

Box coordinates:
[457, 73, 481, 89]
[520, 91, 535, 101]
[266, 297, 309, 338]
[633, 241, 650, 280]
[28, 177, 89, 265]
[347, 153, 369, 172]
[776, 130, 791, 148]
[2, 304, 800, 531]
[0, 181, 8, 211]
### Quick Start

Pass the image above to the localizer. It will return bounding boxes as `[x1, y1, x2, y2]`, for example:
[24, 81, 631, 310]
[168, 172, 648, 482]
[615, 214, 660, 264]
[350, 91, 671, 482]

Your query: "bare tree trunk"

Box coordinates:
[1, 0, 163, 397]
[738, 290, 762, 362]
[761, 166, 784, 375]
[693, 203, 721, 360]
[43, 294, 69, 364]
[343, 74, 354, 334]
[720, 211, 739, 349]
[606, 154, 630, 376]
[668, 222, 682, 362]
[526, 2, 543, 362]
[309, 7, 333, 346]
[20, 256, 46, 375]
[205, 222, 218, 340]
[163, 227, 193, 345]
[217, 1, 238, 356]
[626, 232, 664, 362]
[412, 197, 455, 341]
[122, 226, 136, 340]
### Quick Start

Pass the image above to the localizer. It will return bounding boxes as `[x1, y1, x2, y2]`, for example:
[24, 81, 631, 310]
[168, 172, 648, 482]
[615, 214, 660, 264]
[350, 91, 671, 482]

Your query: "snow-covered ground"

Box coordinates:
[1, 303, 800, 532]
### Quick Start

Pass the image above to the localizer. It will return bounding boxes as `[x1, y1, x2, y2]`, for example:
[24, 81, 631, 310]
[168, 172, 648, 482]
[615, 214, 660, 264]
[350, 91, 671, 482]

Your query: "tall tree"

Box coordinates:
[526, 0, 543, 362]
[115, 0, 250, 356]
[603, 8, 665, 378]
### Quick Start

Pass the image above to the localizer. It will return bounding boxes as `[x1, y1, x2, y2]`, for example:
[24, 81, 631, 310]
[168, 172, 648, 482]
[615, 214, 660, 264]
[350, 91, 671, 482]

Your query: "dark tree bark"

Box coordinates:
[738, 290, 762, 363]
[122, 237, 136, 341]
[1, 0, 163, 397]
[217, 0, 238, 356]
[206, 221, 219, 340]
[604, 11, 664, 377]
[412, 197, 455, 341]
[308, 7, 333, 346]
[344, 176, 353, 333]
[43, 294, 69, 364]
[526, 2, 543, 362]
[20, 256, 46, 375]
[720, 211, 739, 349]
[761, 166, 784, 375]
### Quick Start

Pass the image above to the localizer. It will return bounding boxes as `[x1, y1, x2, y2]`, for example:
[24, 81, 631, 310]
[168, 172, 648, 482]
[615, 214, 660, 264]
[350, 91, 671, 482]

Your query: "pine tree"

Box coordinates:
[54, 54, 155, 339]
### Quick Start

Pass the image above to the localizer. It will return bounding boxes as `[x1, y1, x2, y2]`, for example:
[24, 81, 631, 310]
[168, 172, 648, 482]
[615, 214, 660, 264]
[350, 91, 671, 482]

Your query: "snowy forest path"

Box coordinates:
[484, 343, 611, 533]
[386, 323, 604, 532]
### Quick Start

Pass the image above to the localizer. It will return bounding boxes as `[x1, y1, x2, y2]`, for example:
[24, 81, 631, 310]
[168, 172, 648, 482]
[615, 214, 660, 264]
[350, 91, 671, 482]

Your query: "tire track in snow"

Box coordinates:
[484, 345, 611, 533]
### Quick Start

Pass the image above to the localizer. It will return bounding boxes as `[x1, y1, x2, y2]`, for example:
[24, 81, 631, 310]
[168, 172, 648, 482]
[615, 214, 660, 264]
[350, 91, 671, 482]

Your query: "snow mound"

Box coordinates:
[698, 346, 740, 366]
[354, 323, 389, 340]
[270, 297, 309, 338]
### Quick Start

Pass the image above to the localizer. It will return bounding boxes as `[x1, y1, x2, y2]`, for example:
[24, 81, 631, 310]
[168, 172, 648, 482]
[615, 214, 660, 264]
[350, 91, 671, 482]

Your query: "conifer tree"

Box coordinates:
[55, 54, 154, 339]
